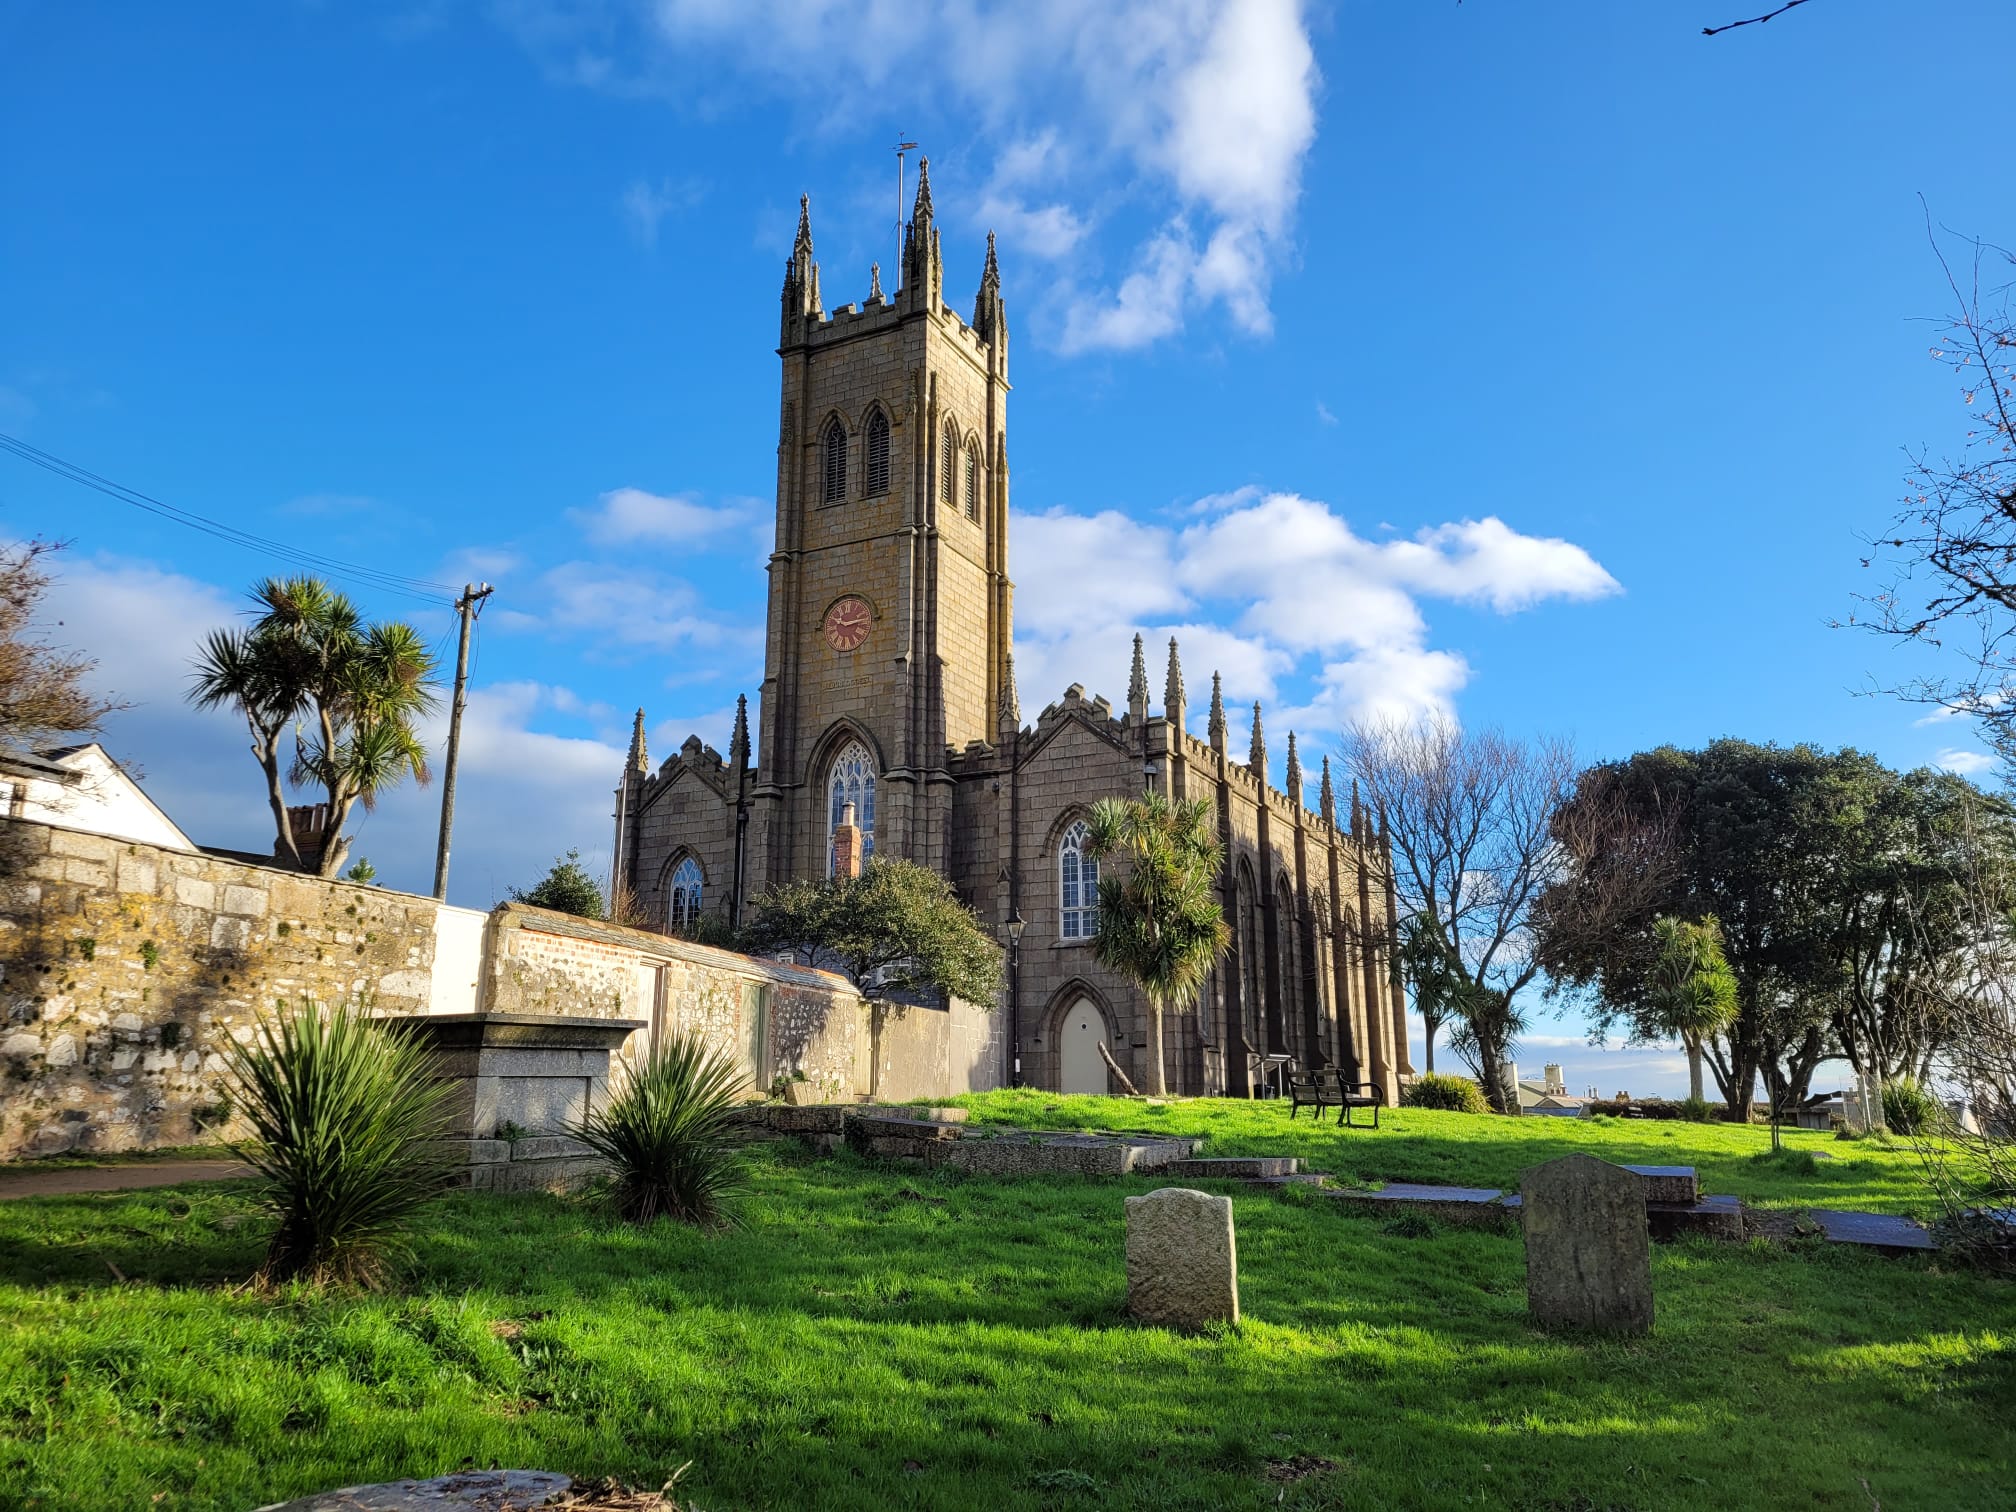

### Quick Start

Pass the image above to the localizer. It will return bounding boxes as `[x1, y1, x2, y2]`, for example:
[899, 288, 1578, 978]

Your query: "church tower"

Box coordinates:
[751, 163, 1013, 889]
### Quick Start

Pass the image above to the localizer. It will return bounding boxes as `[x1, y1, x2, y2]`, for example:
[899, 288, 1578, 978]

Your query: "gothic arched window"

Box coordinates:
[940, 417, 959, 507]
[822, 417, 847, 504]
[963, 440, 979, 521]
[668, 857, 703, 934]
[1059, 820, 1099, 940]
[826, 740, 877, 874]
[864, 409, 890, 497]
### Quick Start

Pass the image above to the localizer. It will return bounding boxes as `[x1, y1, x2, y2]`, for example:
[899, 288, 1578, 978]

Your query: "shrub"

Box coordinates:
[571, 1030, 750, 1227]
[1584, 1098, 1689, 1120]
[226, 1001, 455, 1287]
[1401, 1073, 1490, 1114]
[1882, 1076, 1942, 1136]
[1678, 1096, 1713, 1123]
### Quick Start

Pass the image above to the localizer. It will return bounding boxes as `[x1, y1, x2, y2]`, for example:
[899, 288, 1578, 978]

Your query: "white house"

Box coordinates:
[0, 743, 196, 853]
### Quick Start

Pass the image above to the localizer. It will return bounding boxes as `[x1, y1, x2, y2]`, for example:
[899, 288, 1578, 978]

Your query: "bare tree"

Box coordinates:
[1858, 224, 2016, 769]
[1342, 719, 1576, 1113]
[1, 540, 115, 752]
[1702, 1, 1818, 37]
[1897, 795, 2016, 1270]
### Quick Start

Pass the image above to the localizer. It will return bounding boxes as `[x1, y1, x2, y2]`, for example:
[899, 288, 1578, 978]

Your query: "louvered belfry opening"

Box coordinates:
[865, 409, 890, 497]
[823, 417, 847, 503]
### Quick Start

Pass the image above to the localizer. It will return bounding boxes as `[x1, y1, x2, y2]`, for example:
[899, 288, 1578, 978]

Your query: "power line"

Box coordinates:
[0, 431, 461, 607]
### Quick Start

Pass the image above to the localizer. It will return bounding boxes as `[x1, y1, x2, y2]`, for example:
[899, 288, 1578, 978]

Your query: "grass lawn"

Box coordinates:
[949, 1090, 1949, 1215]
[0, 1098, 2009, 1512]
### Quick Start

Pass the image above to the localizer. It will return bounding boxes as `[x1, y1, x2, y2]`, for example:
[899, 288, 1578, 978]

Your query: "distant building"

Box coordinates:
[0, 743, 195, 853]
[1508, 1061, 1590, 1117]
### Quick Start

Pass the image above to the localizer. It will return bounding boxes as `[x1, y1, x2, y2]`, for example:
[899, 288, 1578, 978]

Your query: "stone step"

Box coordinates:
[1646, 1194, 1744, 1241]
[844, 1112, 963, 1141]
[1167, 1156, 1301, 1179]
[1623, 1164, 1701, 1204]
[861, 1104, 970, 1123]
[1248, 1172, 1330, 1189]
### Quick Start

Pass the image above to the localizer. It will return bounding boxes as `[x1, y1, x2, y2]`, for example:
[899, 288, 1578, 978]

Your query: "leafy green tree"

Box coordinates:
[741, 857, 1003, 1005]
[741, 858, 1003, 1100]
[1082, 792, 1231, 1098]
[344, 856, 378, 887]
[190, 577, 438, 876]
[1538, 741, 2015, 1119]
[512, 848, 606, 919]
[1645, 915, 1740, 1104]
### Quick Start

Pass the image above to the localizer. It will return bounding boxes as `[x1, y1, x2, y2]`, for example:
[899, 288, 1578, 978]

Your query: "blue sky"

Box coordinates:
[4, 1, 2009, 1095]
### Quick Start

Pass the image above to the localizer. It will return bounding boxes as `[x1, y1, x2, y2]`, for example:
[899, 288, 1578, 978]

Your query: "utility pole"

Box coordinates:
[432, 582, 494, 900]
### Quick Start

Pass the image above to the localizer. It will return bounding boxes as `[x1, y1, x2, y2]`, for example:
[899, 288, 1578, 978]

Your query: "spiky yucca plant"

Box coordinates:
[572, 1031, 750, 1227]
[226, 1001, 454, 1286]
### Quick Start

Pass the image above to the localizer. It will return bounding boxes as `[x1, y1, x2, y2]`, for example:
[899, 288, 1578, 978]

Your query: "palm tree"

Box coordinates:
[1400, 914, 1463, 1076]
[189, 577, 438, 877]
[1644, 914, 1739, 1103]
[1083, 792, 1231, 1097]
[190, 597, 315, 868]
[291, 615, 437, 879]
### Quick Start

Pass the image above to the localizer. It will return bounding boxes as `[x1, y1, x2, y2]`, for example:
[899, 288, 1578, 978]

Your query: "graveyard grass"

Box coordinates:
[0, 1098, 2009, 1512]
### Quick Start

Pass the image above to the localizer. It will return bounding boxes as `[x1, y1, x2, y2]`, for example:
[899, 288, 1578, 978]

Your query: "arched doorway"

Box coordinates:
[1058, 995, 1112, 1095]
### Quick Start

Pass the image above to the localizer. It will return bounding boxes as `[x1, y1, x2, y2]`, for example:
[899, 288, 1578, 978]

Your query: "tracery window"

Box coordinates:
[941, 417, 960, 506]
[963, 440, 979, 521]
[864, 409, 890, 497]
[822, 417, 847, 503]
[826, 740, 877, 874]
[668, 857, 704, 933]
[1059, 820, 1099, 940]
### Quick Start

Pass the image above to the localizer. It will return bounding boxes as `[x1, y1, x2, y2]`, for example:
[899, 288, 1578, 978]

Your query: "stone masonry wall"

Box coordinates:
[1, 826, 1003, 1162]
[0, 821, 444, 1159]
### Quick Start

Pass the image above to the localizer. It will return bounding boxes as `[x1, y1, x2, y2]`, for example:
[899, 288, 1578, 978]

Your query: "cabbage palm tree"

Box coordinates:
[1400, 914, 1464, 1075]
[1083, 792, 1231, 1097]
[1645, 914, 1740, 1103]
[189, 577, 438, 876]
[190, 620, 310, 868]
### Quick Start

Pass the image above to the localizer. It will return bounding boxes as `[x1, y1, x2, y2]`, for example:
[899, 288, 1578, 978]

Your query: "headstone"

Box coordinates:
[1125, 1186, 1239, 1329]
[1520, 1154, 1653, 1335]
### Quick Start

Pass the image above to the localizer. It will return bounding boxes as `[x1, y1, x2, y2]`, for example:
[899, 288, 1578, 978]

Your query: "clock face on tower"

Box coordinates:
[822, 596, 872, 652]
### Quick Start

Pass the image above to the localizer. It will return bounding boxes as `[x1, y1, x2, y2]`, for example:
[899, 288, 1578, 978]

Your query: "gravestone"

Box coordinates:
[1125, 1187, 1239, 1329]
[1520, 1154, 1653, 1335]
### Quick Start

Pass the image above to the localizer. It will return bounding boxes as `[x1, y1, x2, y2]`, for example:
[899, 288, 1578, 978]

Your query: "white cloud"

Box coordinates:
[531, 560, 763, 657]
[1934, 746, 1997, 776]
[1315, 400, 1337, 427]
[1011, 488, 1615, 739]
[497, 0, 1322, 352]
[569, 486, 752, 546]
[24, 546, 716, 907]
[620, 175, 706, 246]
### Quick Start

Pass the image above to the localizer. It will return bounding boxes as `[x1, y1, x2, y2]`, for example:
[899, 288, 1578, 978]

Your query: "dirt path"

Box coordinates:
[0, 1160, 253, 1200]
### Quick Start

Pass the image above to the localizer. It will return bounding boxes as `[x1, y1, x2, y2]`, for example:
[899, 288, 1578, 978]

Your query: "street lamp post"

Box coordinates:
[1007, 910, 1026, 1087]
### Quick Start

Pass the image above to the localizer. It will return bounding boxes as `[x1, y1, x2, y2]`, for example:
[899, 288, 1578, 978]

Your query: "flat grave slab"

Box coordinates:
[1168, 1157, 1301, 1179]
[1806, 1208, 1935, 1253]
[1349, 1183, 1504, 1204]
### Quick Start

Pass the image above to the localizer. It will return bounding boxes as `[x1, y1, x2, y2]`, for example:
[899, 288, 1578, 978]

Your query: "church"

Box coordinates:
[612, 163, 1413, 1103]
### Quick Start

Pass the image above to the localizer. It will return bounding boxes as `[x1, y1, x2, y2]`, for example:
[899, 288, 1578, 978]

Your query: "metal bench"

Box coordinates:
[1288, 1070, 1385, 1128]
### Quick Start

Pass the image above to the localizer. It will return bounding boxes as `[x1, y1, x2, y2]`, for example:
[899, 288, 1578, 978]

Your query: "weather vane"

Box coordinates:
[896, 137, 919, 273]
